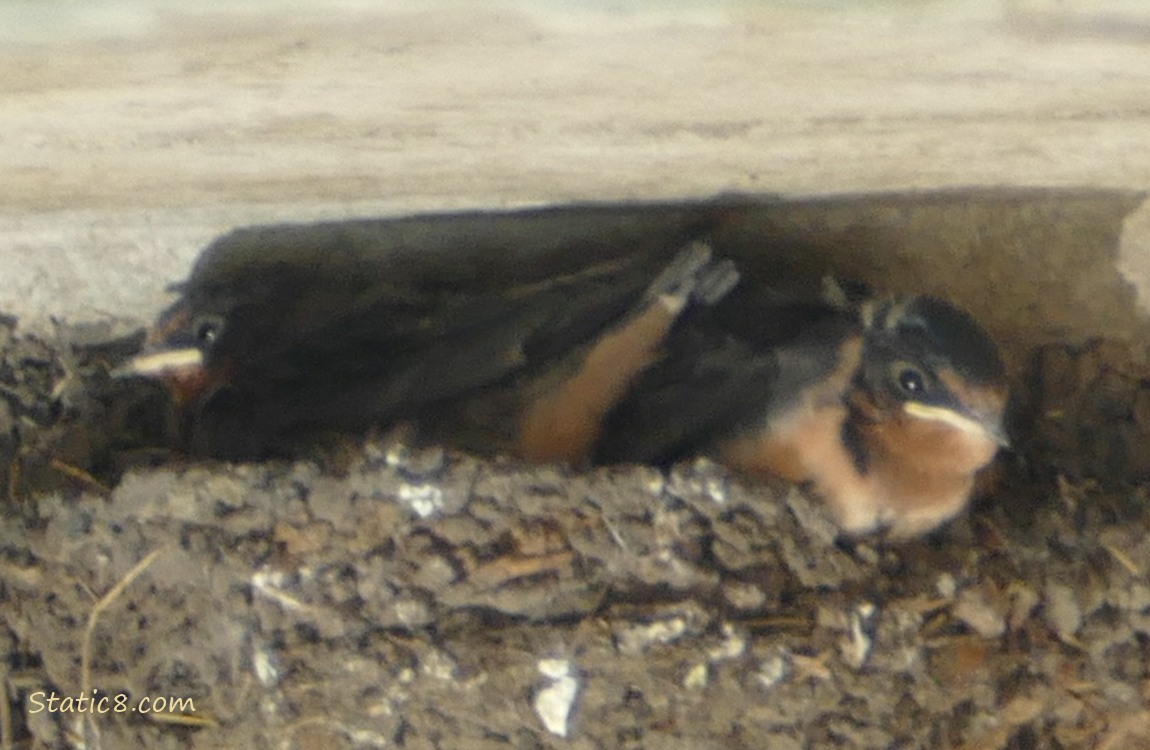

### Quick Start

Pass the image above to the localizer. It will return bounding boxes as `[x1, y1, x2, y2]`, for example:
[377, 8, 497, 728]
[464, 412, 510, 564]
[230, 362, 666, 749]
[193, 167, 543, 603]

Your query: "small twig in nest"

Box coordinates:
[6, 459, 18, 506]
[147, 711, 218, 728]
[50, 458, 112, 496]
[77, 547, 165, 748]
[1101, 539, 1142, 577]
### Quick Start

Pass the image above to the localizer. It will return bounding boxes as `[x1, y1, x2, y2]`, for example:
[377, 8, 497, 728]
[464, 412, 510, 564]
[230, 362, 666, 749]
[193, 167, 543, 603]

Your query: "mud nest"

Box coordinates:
[0, 315, 1148, 750]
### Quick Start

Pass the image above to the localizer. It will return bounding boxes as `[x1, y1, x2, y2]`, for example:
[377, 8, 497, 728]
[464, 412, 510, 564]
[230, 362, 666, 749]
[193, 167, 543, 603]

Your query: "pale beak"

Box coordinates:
[112, 347, 204, 379]
[902, 401, 1010, 449]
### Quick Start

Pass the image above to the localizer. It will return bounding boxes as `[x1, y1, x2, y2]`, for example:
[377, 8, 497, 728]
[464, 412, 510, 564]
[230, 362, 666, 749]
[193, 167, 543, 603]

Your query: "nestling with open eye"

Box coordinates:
[116, 206, 738, 459]
[595, 294, 1010, 538]
[119, 207, 1009, 539]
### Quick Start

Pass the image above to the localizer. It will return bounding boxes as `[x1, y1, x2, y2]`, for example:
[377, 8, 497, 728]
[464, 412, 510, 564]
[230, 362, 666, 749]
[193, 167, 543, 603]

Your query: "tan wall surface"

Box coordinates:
[1, 0, 1148, 335]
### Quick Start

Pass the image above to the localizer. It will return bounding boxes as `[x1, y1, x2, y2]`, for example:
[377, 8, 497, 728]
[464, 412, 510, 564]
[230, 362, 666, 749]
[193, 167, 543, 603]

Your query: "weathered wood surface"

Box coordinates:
[3, 1, 1150, 209]
[1, 1, 1149, 330]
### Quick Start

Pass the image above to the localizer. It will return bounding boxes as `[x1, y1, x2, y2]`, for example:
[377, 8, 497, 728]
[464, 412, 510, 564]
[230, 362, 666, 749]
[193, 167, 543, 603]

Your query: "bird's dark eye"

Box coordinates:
[192, 315, 224, 346]
[896, 365, 926, 394]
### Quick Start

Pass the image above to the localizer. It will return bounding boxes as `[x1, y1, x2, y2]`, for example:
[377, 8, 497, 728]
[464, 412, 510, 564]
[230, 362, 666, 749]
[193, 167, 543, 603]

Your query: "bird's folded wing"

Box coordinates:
[594, 310, 856, 466]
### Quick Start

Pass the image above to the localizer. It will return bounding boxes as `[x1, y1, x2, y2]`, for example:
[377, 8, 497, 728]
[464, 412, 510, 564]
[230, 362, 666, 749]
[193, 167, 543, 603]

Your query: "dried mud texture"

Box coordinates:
[1020, 339, 1150, 487]
[1, 321, 1149, 750]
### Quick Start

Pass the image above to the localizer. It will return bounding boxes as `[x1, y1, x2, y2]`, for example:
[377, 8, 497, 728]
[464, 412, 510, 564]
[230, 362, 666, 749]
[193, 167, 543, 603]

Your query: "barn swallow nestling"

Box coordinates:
[118, 205, 1007, 539]
[596, 293, 1010, 538]
[117, 204, 737, 458]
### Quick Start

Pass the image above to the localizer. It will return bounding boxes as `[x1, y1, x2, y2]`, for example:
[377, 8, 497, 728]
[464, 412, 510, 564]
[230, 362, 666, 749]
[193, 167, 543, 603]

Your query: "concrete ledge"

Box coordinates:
[2, 1, 1149, 336]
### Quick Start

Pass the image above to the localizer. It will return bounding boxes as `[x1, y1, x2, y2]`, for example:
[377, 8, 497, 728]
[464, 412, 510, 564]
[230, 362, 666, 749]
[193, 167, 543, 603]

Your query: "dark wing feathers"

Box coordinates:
[596, 306, 859, 466]
[183, 210, 717, 454]
[594, 322, 778, 465]
[224, 254, 655, 399]
[190, 203, 722, 373]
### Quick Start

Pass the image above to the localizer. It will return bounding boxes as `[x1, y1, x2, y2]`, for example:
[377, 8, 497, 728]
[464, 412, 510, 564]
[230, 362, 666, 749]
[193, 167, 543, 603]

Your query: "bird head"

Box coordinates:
[853, 295, 1009, 468]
